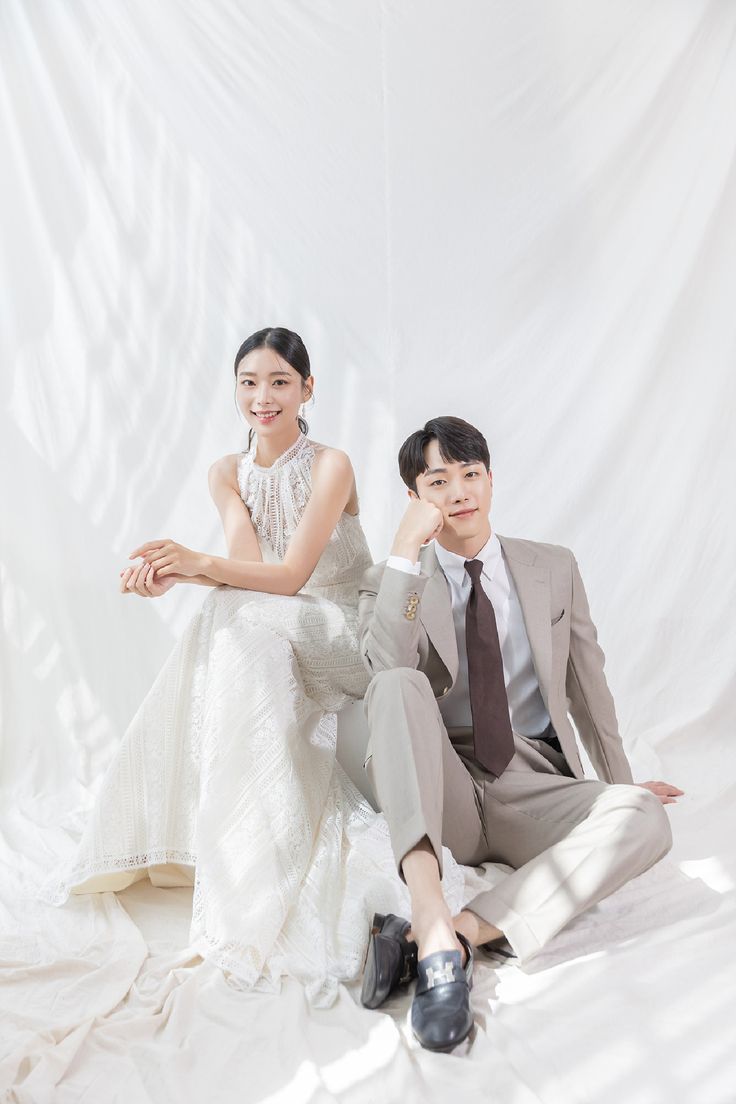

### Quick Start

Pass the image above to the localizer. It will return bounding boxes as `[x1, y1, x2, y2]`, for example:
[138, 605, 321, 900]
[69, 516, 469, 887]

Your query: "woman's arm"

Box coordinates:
[207, 454, 263, 563]
[135, 448, 355, 597]
[120, 565, 219, 594]
[123, 455, 263, 596]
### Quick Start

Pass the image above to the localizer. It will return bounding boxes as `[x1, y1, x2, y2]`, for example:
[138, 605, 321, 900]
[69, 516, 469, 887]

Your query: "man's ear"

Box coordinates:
[407, 488, 419, 501]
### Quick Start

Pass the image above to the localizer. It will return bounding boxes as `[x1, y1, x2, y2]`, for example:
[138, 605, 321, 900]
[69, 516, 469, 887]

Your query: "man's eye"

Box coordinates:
[430, 480, 445, 487]
[465, 471, 478, 478]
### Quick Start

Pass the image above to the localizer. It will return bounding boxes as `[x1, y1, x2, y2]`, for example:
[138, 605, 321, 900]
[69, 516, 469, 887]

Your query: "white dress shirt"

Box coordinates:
[387, 535, 551, 737]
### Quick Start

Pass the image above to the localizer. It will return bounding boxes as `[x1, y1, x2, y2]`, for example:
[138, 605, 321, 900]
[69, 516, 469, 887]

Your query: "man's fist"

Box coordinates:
[391, 499, 444, 563]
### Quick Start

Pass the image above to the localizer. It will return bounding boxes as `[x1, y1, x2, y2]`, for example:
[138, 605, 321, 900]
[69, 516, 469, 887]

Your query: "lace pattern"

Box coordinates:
[237, 433, 315, 561]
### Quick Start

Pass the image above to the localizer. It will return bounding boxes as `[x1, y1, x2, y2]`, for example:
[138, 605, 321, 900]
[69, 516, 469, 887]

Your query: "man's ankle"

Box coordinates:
[453, 908, 503, 949]
[408, 907, 463, 962]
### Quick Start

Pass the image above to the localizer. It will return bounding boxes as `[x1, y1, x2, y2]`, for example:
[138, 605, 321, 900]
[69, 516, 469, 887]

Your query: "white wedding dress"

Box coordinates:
[41, 434, 465, 1005]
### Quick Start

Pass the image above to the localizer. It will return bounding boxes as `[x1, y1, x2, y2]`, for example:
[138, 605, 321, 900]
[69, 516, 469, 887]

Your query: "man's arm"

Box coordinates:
[565, 552, 634, 785]
[358, 562, 428, 675]
[358, 498, 443, 676]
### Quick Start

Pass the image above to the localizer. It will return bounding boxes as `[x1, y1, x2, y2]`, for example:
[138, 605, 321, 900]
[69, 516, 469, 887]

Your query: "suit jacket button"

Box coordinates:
[406, 611, 416, 620]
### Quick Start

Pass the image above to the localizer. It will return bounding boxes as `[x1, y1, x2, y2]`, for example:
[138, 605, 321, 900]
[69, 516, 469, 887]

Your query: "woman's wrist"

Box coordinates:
[199, 553, 218, 579]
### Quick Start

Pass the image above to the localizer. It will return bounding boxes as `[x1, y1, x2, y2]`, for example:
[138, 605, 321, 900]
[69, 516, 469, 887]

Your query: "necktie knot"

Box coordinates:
[464, 559, 483, 585]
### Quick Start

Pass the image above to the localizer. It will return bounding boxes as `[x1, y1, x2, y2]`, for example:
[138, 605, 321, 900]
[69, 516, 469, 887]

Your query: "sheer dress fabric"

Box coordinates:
[40, 434, 464, 1004]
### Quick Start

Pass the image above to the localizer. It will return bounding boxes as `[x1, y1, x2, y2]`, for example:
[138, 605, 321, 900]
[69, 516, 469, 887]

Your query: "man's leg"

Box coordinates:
[461, 734, 673, 962]
[364, 666, 497, 1049]
[363, 667, 493, 960]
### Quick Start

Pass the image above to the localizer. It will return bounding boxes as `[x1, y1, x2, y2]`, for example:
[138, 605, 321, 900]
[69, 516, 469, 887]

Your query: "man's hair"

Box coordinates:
[398, 416, 491, 493]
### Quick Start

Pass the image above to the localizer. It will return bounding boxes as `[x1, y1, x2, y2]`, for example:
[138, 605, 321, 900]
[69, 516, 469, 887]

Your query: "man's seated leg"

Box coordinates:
[360, 666, 486, 1050]
[460, 735, 673, 963]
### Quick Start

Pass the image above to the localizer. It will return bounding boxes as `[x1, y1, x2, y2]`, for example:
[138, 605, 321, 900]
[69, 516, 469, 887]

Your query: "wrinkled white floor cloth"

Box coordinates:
[2, 738, 734, 1104]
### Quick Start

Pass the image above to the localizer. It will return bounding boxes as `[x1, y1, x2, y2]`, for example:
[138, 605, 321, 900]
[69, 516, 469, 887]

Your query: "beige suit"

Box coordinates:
[358, 537, 671, 962]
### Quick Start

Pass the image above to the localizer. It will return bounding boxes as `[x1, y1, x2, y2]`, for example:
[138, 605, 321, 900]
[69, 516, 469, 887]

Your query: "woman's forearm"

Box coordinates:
[200, 555, 301, 596]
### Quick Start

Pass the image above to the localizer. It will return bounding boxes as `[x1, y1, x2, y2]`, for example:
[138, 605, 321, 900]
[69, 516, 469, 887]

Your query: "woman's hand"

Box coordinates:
[129, 540, 208, 578]
[120, 562, 179, 598]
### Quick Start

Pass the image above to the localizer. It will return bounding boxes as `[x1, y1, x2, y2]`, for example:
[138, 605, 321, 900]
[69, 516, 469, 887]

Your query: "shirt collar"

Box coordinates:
[434, 532, 502, 588]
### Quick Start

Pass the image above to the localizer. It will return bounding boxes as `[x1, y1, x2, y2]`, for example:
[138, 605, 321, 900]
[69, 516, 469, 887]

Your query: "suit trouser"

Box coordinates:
[363, 667, 672, 963]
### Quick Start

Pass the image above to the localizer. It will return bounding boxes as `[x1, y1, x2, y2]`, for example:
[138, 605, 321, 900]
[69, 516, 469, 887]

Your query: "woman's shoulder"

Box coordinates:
[208, 453, 242, 492]
[308, 442, 359, 515]
[308, 441, 354, 475]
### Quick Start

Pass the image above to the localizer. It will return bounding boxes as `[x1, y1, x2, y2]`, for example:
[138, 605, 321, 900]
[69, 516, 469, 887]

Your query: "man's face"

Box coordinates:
[412, 439, 492, 553]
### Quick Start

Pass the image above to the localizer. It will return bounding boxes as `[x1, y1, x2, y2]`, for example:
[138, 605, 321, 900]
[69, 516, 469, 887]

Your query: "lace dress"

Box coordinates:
[41, 434, 464, 1004]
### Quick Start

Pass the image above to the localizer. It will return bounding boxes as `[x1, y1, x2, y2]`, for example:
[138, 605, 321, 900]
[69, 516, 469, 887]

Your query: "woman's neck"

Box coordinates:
[253, 424, 304, 468]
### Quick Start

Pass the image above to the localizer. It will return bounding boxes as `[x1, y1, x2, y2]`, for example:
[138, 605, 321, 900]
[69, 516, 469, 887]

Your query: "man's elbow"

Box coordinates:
[360, 647, 379, 676]
[360, 640, 392, 677]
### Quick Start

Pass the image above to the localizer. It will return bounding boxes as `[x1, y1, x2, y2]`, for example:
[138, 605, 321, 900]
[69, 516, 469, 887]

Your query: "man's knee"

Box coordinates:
[364, 666, 434, 715]
[641, 789, 673, 859]
[363, 667, 443, 772]
[618, 785, 673, 861]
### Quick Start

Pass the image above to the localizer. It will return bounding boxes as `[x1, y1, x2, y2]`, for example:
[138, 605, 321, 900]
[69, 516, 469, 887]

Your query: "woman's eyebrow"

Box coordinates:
[238, 370, 291, 378]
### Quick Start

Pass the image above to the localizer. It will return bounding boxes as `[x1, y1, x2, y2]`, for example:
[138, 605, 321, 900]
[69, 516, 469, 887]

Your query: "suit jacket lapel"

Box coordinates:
[498, 535, 552, 704]
[418, 543, 459, 682]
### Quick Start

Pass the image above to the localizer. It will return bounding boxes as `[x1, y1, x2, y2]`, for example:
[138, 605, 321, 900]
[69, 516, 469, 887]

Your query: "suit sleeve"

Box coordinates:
[358, 562, 429, 675]
[566, 553, 634, 785]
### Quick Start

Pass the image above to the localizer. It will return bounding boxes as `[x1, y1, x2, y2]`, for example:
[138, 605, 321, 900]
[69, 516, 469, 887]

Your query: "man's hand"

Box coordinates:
[637, 780, 684, 805]
[391, 500, 443, 563]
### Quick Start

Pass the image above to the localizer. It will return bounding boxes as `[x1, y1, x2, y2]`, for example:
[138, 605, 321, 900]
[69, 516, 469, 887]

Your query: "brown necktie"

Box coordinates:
[464, 559, 515, 777]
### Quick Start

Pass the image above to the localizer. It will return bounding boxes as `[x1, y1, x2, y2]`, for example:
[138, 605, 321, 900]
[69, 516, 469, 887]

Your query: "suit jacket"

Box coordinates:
[358, 536, 633, 785]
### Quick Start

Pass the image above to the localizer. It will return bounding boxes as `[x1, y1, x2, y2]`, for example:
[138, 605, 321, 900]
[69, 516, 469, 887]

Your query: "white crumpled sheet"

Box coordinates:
[2, 735, 734, 1104]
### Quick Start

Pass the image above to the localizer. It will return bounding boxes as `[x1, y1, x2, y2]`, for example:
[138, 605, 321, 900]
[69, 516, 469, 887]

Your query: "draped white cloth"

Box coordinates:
[2, 1, 736, 1101]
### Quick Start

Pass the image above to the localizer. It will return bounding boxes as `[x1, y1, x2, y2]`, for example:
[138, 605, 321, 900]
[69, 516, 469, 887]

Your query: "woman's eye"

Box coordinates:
[274, 379, 288, 386]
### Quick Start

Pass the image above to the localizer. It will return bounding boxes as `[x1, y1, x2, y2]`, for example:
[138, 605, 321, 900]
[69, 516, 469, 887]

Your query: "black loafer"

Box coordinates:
[360, 912, 418, 1009]
[410, 932, 474, 1052]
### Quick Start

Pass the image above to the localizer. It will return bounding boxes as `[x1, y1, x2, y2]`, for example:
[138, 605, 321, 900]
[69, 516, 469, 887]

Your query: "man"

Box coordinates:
[358, 416, 681, 1052]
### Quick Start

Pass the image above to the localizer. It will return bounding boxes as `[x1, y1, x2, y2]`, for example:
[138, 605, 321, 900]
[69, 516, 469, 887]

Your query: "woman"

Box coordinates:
[41, 327, 463, 1005]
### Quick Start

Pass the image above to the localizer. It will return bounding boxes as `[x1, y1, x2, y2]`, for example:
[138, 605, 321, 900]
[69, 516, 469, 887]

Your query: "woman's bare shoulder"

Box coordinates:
[309, 441, 353, 473]
[309, 442, 358, 513]
[208, 453, 241, 490]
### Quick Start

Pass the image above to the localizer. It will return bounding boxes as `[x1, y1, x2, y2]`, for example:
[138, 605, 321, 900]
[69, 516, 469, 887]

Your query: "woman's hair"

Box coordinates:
[398, 416, 491, 492]
[234, 327, 312, 437]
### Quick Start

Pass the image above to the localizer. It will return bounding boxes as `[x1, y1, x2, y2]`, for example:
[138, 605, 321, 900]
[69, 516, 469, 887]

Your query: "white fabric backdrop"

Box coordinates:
[2, 2, 736, 1102]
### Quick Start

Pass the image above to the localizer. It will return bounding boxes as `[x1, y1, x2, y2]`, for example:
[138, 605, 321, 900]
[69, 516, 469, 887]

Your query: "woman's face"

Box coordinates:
[235, 348, 312, 436]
